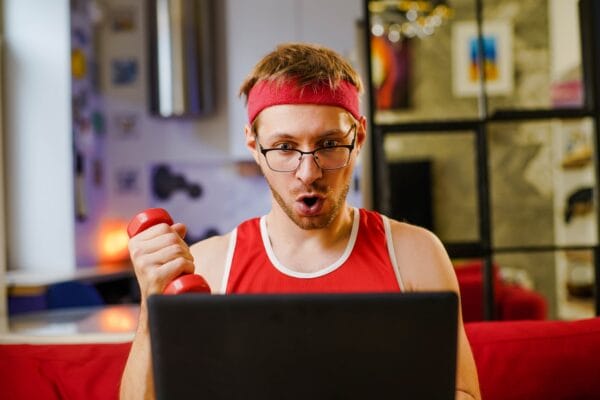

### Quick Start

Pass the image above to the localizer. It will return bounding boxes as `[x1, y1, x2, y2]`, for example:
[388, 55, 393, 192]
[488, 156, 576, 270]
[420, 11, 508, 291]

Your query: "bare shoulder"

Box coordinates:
[189, 232, 233, 292]
[387, 218, 459, 292]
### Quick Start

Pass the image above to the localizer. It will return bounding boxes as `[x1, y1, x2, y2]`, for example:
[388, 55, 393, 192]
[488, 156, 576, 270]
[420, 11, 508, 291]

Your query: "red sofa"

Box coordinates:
[1, 317, 600, 400]
[455, 261, 548, 322]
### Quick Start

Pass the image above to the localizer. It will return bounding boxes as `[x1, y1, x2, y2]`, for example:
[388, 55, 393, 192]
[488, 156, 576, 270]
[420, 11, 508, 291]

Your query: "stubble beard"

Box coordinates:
[268, 181, 351, 230]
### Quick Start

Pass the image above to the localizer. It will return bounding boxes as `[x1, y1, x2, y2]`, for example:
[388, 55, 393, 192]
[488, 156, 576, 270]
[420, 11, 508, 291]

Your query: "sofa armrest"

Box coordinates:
[466, 317, 600, 400]
[497, 284, 547, 320]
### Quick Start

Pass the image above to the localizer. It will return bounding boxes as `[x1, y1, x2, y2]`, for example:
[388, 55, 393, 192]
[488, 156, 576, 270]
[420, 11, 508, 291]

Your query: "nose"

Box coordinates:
[294, 153, 322, 185]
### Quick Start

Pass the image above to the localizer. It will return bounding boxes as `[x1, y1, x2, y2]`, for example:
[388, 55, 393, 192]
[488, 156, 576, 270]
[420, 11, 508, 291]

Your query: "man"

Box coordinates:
[120, 43, 481, 399]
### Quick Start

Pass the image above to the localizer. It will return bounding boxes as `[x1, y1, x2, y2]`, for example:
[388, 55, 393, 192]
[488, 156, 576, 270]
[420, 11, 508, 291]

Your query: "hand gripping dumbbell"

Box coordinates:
[127, 208, 211, 295]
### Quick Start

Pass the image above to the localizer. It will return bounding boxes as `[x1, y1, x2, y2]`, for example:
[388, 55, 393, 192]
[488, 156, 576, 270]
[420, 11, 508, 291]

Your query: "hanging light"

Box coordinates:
[369, 0, 453, 40]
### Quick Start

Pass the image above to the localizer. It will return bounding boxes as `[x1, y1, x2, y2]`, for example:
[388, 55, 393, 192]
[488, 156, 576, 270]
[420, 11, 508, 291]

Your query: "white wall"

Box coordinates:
[0, 32, 7, 328]
[548, 0, 581, 82]
[3, 0, 75, 273]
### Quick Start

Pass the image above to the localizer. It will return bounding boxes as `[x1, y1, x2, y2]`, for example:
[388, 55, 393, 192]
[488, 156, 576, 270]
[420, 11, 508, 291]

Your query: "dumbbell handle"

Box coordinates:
[127, 208, 211, 295]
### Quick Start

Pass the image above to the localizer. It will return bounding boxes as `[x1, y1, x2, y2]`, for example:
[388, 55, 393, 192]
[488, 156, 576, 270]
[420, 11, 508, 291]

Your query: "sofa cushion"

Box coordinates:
[466, 317, 600, 400]
[0, 342, 131, 400]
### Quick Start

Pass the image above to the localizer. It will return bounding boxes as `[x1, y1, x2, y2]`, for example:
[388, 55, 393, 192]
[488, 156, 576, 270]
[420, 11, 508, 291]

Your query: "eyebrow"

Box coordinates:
[260, 128, 350, 142]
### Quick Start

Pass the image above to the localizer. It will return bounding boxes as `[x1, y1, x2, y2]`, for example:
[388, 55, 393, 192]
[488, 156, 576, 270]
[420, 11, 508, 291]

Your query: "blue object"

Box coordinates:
[46, 281, 104, 309]
[8, 295, 47, 315]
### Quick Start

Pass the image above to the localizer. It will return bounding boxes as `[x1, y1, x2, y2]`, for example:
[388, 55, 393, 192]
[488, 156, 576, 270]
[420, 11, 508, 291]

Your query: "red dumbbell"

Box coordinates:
[127, 208, 211, 295]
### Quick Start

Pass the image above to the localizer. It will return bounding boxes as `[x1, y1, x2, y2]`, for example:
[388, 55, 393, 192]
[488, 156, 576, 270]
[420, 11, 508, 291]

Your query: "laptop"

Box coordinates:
[148, 292, 458, 400]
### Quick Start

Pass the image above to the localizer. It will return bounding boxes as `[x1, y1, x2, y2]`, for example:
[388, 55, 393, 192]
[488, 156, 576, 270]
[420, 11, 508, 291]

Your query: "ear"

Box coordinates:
[244, 124, 261, 164]
[355, 115, 368, 154]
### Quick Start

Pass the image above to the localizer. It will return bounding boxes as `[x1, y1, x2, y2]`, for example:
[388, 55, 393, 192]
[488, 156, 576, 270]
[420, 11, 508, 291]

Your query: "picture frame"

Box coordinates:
[111, 6, 137, 33]
[452, 20, 513, 97]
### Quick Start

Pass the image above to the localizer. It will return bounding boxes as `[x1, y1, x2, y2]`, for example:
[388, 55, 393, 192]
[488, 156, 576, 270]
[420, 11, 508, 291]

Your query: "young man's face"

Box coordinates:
[245, 104, 366, 230]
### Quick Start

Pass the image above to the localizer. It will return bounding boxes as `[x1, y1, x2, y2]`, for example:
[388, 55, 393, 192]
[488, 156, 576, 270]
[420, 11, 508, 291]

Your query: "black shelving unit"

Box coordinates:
[364, 0, 600, 320]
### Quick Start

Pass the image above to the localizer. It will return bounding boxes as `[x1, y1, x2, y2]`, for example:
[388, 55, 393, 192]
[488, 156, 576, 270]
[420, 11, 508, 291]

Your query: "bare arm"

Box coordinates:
[390, 221, 481, 400]
[120, 306, 155, 400]
[120, 223, 195, 400]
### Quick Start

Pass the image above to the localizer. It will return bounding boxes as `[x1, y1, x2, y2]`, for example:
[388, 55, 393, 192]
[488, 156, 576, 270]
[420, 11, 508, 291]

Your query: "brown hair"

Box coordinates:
[239, 42, 363, 103]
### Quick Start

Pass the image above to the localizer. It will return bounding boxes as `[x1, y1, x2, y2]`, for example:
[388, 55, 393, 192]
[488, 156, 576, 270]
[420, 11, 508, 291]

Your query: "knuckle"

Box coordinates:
[129, 245, 143, 260]
[154, 223, 171, 234]
[145, 267, 161, 285]
[136, 254, 153, 270]
[166, 243, 184, 258]
[173, 256, 188, 268]
[172, 257, 194, 274]
[164, 232, 180, 246]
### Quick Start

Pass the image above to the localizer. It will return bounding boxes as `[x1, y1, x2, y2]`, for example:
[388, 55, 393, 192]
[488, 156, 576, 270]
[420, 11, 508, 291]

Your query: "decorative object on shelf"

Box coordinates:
[551, 63, 584, 108]
[72, 27, 89, 46]
[92, 111, 106, 137]
[369, 0, 453, 40]
[111, 58, 138, 85]
[71, 48, 87, 80]
[151, 164, 203, 201]
[115, 168, 140, 194]
[564, 186, 594, 223]
[75, 151, 88, 222]
[551, 80, 583, 108]
[562, 143, 593, 169]
[371, 35, 412, 109]
[113, 113, 140, 139]
[566, 260, 595, 299]
[564, 250, 595, 299]
[93, 158, 104, 187]
[561, 130, 593, 169]
[111, 6, 136, 32]
[451, 20, 514, 97]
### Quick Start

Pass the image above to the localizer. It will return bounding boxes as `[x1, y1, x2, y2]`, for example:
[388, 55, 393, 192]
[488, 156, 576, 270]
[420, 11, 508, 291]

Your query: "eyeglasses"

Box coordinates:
[257, 125, 357, 172]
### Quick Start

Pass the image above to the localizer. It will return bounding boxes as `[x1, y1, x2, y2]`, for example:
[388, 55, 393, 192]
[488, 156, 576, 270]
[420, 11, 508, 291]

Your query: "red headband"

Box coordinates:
[246, 79, 360, 123]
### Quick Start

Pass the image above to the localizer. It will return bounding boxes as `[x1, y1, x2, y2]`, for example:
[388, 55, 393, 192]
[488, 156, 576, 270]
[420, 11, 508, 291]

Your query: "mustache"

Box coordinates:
[292, 182, 330, 195]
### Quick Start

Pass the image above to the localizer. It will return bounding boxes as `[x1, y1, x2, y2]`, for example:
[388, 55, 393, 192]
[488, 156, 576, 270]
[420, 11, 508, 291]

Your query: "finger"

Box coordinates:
[171, 223, 187, 239]
[150, 243, 194, 266]
[129, 228, 188, 257]
[160, 256, 196, 276]
[143, 257, 196, 295]
[129, 222, 173, 241]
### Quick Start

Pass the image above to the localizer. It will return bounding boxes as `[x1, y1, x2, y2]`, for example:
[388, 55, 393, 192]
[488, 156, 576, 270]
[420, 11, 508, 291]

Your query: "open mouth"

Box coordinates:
[303, 196, 318, 207]
[296, 194, 324, 216]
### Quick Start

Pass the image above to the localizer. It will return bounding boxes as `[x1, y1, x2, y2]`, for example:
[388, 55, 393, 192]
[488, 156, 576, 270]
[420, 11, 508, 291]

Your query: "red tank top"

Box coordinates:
[222, 208, 403, 294]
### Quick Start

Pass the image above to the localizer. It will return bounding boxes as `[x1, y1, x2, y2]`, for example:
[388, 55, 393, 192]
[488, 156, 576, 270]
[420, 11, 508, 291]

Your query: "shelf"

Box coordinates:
[376, 119, 482, 134]
[6, 263, 134, 294]
[444, 243, 600, 258]
[490, 108, 592, 121]
[492, 245, 599, 254]
[1, 304, 138, 344]
[375, 108, 594, 135]
[445, 242, 485, 259]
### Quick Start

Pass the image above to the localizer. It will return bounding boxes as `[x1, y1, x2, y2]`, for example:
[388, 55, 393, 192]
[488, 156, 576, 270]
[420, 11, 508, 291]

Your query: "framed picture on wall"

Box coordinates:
[451, 20, 514, 97]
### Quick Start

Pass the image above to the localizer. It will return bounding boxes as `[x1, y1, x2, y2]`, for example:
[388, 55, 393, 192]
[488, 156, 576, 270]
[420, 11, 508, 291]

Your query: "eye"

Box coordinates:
[274, 142, 295, 151]
[321, 139, 340, 148]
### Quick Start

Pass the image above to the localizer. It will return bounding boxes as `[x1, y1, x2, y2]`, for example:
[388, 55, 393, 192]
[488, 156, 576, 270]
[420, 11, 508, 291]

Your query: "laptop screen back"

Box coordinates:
[148, 292, 458, 400]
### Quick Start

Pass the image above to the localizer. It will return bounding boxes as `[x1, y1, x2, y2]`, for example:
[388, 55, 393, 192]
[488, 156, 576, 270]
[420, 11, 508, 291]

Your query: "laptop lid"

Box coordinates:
[148, 292, 458, 400]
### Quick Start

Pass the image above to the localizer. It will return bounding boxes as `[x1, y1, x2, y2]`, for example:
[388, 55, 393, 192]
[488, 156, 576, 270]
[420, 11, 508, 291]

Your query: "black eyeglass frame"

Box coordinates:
[256, 124, 358, 173]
